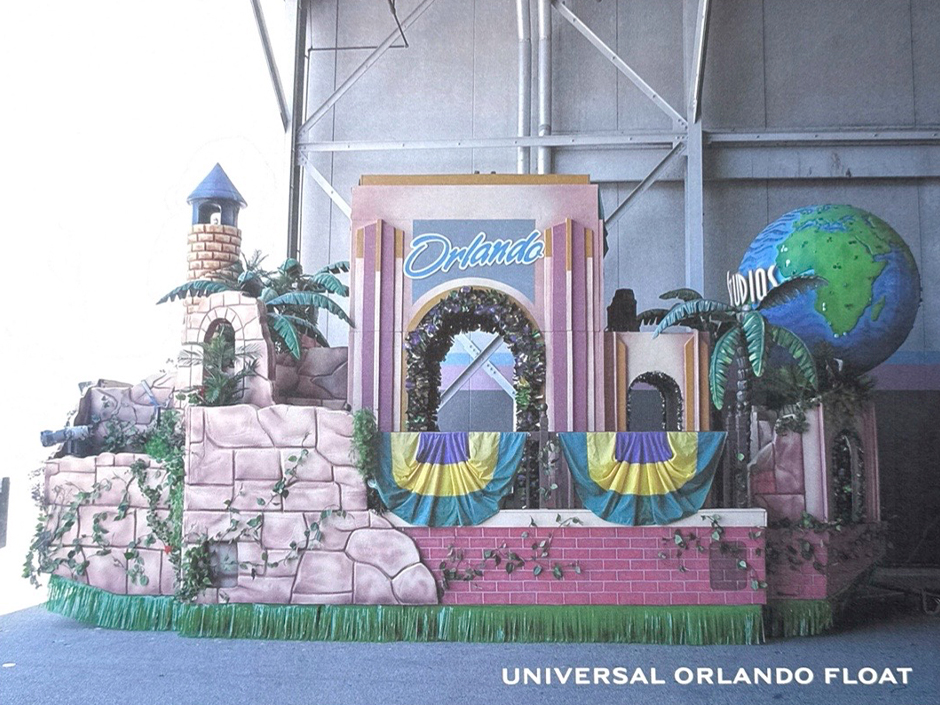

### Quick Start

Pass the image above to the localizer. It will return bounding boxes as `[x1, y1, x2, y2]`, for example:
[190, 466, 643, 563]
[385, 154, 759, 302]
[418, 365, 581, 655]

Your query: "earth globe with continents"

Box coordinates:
[737, 204, 921, 374]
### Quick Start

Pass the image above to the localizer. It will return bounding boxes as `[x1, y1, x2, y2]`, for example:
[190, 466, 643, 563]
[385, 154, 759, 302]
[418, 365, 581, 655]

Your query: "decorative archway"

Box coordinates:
[404, 286, 546, 432]
[832, 429, 866, 524]
[627, 371, 683, 432]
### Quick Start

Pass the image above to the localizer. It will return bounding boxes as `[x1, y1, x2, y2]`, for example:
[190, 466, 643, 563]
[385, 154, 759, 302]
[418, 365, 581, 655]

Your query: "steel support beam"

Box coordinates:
[687, 0, 711, 123]
[605, 142, 686, 228]
[439, 335, 505, 409]
[298, 0, 439, 139]
[516, 0, 533, 174]
[300, 154, 351, 219]
[455, 334, 515, 398]
[299, 131, 683, 153]
[249, 0, 291, 131]
[536, 0, 553, 174]
[684, 121, 705, 291]
[550, 0, 686, 128]
[286, 0, 307, 260]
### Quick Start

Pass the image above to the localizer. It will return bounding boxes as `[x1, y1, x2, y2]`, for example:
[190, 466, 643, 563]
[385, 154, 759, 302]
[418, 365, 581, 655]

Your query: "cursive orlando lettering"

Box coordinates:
[403, 230, 545, 279]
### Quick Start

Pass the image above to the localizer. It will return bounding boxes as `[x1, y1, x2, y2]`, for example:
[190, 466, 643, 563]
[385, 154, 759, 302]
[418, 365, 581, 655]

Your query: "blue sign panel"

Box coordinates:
[409, 219, 539, 302]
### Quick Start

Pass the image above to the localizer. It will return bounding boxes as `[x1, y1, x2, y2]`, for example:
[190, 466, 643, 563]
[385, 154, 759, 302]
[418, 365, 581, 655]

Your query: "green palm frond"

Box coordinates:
[741, 311, 767, 378]
[758, 274, 828, 310]
[636, 308, 669, 326]
[709, 326, 742, 410]
[283, 315, 329, 347]
[659, 288, 703, 302]
[653, 299, 734, 337]
[267, 313, 302, 359]
[317, 261, 350, 275]
[305, 272, 349, 296]
[156, 280, 233, 304]
[268, 292, 352, 325]
[769, 325, 818, 390]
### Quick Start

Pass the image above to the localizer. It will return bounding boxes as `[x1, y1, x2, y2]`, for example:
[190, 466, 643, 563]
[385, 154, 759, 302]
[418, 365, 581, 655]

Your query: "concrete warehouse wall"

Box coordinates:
[298, 0, 939, 356]
[295, 0, 940, 565]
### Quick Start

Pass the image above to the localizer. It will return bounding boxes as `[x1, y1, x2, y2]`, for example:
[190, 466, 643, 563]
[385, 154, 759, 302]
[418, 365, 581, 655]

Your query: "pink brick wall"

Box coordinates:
[766, 523, 884, 600]
[402, 526, 767, 606]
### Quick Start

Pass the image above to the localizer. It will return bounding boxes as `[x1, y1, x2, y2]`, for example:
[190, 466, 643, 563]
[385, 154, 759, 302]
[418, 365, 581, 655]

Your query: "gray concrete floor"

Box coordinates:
[0, 603, 938, 705]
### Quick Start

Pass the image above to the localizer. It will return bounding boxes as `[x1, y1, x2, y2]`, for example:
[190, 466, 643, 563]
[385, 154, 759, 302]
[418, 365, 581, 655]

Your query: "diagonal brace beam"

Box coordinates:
[687, 0, 712, 122]
[299, 154, 351, 219]
[550, 0, 686, 128]
[249, 0, 290, 131]
[439, 335, 505, 409]
[605, 142, 686, 228]
[455, 334, 516, 398]
[298, 0, 439, 139]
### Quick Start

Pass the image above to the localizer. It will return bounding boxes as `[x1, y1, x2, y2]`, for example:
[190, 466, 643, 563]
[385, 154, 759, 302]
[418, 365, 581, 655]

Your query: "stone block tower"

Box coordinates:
[186, 163, 246, 281]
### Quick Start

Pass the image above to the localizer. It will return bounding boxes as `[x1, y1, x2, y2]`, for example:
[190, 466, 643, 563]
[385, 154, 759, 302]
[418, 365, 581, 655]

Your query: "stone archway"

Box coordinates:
[404, 286, 546, 433]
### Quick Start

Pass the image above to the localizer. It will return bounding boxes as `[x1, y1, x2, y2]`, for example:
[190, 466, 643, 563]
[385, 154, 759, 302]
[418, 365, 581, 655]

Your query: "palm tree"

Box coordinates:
[158, 253, 352, 359]
[651, 276, 823, 507]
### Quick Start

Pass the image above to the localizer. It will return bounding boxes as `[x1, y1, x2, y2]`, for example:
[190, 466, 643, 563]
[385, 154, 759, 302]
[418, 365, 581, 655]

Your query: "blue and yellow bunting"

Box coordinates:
[376, 432, 527, 526]
[558, 432, 726, 525]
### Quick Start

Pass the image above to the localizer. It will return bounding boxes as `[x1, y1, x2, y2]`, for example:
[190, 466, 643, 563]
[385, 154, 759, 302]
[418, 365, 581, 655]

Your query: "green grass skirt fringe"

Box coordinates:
[764, 599, 834, 638]
[46, 577, 764, 645]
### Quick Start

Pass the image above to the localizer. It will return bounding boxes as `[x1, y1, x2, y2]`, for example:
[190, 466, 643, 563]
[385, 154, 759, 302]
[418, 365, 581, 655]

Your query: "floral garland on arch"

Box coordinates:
[404, 287, 546, 432]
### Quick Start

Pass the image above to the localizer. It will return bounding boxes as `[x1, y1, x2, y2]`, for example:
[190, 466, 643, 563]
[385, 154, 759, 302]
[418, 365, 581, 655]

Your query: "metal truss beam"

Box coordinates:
[455, 334, 515, 398]
[249, 0, 291, 131]
[550, 0, 686, 128]
[605, 142, 686, 228]
[298, 132, 684, 154]
[298, 0, 439, 139]
[439, 335, 505, 409]
[300, 154, 351, 219]
[687, 0, 711, 122]
[706, 129, 940, 145]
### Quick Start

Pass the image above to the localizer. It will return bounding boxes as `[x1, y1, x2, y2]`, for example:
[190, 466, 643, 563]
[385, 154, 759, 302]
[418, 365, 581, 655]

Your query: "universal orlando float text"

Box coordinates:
[501, 666, 913, 687]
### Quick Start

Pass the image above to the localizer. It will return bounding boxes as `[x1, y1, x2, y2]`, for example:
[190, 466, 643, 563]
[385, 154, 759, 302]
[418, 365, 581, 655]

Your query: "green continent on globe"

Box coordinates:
[775, 205, 896, 336]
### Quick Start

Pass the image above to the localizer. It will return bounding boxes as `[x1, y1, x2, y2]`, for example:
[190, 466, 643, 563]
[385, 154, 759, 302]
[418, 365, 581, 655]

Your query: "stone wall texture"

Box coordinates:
[185, 405, 437, 605]
[187, 224, 241, 282]
[44, 452, 173, 596]
[73, 372, 177, 452]
[401, 526, 766, 606]
[179, 292, 276, 408]
[275, 340, 348, 408]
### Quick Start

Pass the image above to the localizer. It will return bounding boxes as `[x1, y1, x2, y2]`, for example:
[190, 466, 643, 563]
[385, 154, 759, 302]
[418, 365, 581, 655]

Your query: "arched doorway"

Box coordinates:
[832, 429, 866, 524]
[404, 287, 546, 433]
[627, 371, 683, 431]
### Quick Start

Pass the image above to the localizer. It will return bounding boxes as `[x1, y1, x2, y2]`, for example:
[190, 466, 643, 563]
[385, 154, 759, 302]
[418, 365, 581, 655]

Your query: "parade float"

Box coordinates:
[26, 168, 918, 644]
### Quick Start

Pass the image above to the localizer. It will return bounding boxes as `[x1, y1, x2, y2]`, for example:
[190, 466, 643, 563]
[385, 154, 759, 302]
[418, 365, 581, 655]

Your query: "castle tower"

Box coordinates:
[186, 163, 246, 281]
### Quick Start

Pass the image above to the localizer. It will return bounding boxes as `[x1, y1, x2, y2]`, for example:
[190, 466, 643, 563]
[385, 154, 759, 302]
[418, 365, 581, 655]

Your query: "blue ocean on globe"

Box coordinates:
[738, 204, 921, 373]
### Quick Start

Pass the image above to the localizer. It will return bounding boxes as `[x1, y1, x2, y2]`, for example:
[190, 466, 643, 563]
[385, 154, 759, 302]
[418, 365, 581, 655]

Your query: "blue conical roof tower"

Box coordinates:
[187, 163, 246, 227]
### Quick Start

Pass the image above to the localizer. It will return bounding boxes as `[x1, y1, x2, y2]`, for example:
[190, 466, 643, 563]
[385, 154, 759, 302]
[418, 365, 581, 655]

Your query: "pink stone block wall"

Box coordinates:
[401, 526, 766, 606]
[44, 452, 172, 595]
[184, 405, 437, 605]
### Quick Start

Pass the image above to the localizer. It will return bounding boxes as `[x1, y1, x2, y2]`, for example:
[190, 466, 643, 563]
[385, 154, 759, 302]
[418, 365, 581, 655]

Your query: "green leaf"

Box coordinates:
[552, 565, 564, 580]
[737, 559, 748, 570]
[267, 313, 302, 359]
[267, 291, 352, 325]
[709, 326, 742, 410]
[653, 299, 733, 337]
[156, 280, 233, 304]
[741, 311, 767, 377]
[305, 272, 349, 297]
[533, 565, 543, 577]
[315, 260, 350, 275]
[505, 562, 515, 574]
[636, 308, 669, 326]
[659, 288, 703, 302]
[758, 274, 827, 311]
[768, 325, 818, 390]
